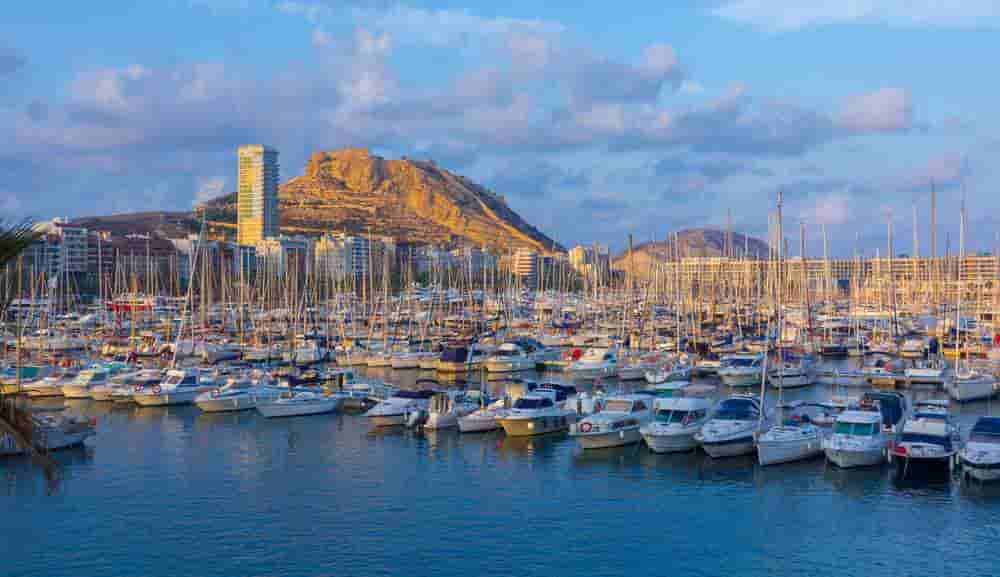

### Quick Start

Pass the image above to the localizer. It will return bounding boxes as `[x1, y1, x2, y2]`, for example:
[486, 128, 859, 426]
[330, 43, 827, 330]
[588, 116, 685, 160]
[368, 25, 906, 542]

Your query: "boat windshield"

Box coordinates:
[513, 397, 553, 410]
[715, 399, 757, 420]
[726, 357, 757, 368]
[496, 348, 521, 357]
[899, 432, 951, 450]
[602, 400, 632, 413]
[656, 409, 698, 424]
[834, 422, 877, 436]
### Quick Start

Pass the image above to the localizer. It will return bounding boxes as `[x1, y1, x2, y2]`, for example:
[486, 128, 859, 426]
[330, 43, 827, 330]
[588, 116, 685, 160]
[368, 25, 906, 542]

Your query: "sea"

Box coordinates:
[4, 365, 1000, 577]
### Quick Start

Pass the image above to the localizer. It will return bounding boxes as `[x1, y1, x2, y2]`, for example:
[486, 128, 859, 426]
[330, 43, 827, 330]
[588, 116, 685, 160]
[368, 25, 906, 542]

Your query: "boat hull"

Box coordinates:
[196, 395, 256, 413]
[256, 399, 339, 418]
[757, 437, 823, 466]
[700, 436, 756, 458]
[573, 427, 642, 450]
[498, 415, 573, 437]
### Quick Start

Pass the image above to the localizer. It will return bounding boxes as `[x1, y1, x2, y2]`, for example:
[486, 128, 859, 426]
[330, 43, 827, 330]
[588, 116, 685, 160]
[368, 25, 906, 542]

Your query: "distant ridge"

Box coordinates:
[612, 228, 769, 276]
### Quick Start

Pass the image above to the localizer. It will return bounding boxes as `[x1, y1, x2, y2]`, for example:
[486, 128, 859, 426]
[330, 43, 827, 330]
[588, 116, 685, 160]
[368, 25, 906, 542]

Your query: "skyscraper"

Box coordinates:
[237, 145, 280, 246]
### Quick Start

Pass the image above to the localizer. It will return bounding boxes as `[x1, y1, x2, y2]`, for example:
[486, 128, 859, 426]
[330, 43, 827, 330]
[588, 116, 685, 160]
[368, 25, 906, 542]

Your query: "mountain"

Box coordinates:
[612, 228, 770, 276]
[198, 148, 563, 253]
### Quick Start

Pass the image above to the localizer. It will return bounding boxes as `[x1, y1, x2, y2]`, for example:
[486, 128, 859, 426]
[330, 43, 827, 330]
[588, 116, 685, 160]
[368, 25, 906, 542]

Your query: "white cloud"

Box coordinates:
[194, 176, 226, 206]
[802, 194, 851, 225]
[838, 87, 912, 133]
[713, 0, 1000, 31]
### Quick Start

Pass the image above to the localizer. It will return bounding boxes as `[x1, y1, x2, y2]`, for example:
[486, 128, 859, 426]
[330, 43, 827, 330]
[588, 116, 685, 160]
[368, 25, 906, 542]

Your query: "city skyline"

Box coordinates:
[1, 2, 998, 256]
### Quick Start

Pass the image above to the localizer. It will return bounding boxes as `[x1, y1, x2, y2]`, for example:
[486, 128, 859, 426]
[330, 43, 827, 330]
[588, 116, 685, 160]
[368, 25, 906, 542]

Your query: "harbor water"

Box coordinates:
[4, 368, 1000, 577]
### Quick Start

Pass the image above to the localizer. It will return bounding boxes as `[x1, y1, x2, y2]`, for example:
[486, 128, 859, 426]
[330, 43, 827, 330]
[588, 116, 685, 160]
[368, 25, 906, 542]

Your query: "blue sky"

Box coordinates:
[2, 1, 998, 255]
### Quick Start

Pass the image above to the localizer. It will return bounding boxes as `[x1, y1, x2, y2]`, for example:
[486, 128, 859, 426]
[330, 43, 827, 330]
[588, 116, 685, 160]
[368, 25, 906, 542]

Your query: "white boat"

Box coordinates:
[458, 398, 507, 433]
[694, 395, 767, 458]
[899, 337, 927, 359]
[945, 369, 996, 403]
[111, 369, 165, 404]
[195, 373, 281, 413]
[496, 385, 578, 437]
[132, 369, 216, 407]
[768, 354, 815, 389]
[200, 342, 243, 364]
[90, 369, 162, 401]
[644, 357, 692, 384]
[390, 350, 433, 370]
[567, 348, 618, 379]
[905, 358, 947, 385]
[365, 389, 437, 427]
[484, 342, 536, 373]
[0, 411, 96, 455]
[255, 389, 341, 418]
[570, 393, 655, 449]
[757, 402, 825, 466]
[716, 354, 764, 387]
[23, 369, 77, 398]
[891, 400, 961, 480]
[960, 417, 1000, 482]
[435, 344, 489, 374]
[423, 390, 484, 430]
[61, 369, 111, 399]
[640, 396, 713, 453]
[823, 409, 886, 468]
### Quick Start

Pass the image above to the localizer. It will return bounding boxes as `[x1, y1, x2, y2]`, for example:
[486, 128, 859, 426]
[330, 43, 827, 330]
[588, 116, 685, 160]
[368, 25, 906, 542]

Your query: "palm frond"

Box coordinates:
[0, 220, 40, 267]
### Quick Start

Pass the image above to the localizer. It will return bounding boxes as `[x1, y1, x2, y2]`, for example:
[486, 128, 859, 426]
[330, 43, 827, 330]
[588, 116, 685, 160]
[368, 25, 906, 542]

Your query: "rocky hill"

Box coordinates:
[613, 228, 770, 277]
[199, 148, 562, 253]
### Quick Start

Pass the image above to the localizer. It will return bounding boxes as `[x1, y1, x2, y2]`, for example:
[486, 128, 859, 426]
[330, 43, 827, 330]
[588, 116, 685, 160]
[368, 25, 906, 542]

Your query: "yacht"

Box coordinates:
[91, 369, 161, 401]
[945, 369, 996, 403]
[899, 337, 927, 359]
[643, 356, 692, 384]
[640, 396, 713, 453]
[716, 354, 764, 387]
[567, 348, 618, 379]
[695, 395, 767, 458]
[256, 389, 341, 418]
[768, 354, 815, 389]
[195, 372, 281, 413]
[570, 393, 655, 449]
[485, 342, 536, 373]
[823, 409, 887, 468]
[757, 402, 824, 466]
[365, 389, 437, 427]
[904, 358, 947, 385]
[891, 400, 961, 480]
[457, 397, 508, 433]
[496, 385, 578, 437]
[0, 411, 96, 455]
[960, 417, 1000, 482]
[423, 390, 484, 430]
[111, 369, 164, 404]
[132, 369, 216, 407]
[435, 344, 489, 374]
[23, 369, 77, 398]
[61, 369, 112, 399]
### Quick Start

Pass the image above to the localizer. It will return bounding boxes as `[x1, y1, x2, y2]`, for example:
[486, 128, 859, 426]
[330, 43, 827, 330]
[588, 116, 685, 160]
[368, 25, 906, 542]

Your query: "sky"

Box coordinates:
[1, 0, 998, 256]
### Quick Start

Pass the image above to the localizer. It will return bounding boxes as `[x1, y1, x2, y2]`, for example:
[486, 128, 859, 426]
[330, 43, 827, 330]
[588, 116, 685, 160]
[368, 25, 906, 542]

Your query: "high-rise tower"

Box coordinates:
[237, 145, 280, 245]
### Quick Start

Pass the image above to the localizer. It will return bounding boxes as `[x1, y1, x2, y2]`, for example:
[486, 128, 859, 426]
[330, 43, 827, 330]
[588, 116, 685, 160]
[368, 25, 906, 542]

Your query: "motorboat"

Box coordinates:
[484, 342, 537, 373]
[570, 393, 655, 449]
[496, 385, 578, 437]
[1, 364, 53, 395]
[716, 353, 764, 387]
[457, 396, 508, 433]
[423, 390, 485, 430]
[757, 402, 824, 466]
[255, 388, 341, 418]
[960, 417, 1000, 482]
[61, 369, 112, 399]
[91, 369, 162, 401]
[195, 372, 281, 413]
[435, 344, 489, 374]
[695, 395, 767, 458]
[904, 358, 947, 385]
[23, 369, 77, 398]
[861, 354, 903, 387]
[768, 353, 815, 389]
[365, 389, 437, 427]
[945, 369, 996, 403]
[640, 395, 713, 453]
[644, 356, 692, 384]
[823, 409, 887, 468]
[891, 400, 961, 480]
[132, 369, 216, 407]
[899, 337, 927, 359]
[567, 348, 618, 379]
[0, 410, 95, 455]
[616, 354, 660, 381]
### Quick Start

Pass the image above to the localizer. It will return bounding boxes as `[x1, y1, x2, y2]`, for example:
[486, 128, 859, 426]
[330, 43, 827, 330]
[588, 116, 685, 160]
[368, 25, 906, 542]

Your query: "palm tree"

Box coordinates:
[0, 219, 39, 266]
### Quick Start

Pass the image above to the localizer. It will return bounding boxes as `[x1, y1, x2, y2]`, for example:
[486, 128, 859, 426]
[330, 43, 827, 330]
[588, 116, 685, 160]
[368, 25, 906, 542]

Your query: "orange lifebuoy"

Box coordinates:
[580, 422, 593, 433]
[151, 384, 162, 395]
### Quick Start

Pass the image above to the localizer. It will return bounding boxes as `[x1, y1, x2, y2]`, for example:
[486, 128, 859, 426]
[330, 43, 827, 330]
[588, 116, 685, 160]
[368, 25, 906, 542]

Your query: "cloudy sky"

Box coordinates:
[2, 1, 998, 255]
